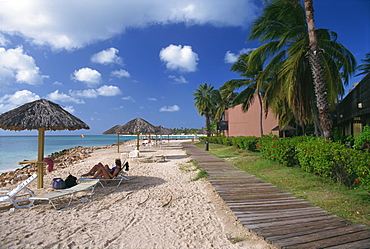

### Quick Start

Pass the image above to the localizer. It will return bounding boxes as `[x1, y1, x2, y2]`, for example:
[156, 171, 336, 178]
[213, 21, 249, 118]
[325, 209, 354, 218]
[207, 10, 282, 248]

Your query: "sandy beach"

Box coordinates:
[0, 140, 274, 249]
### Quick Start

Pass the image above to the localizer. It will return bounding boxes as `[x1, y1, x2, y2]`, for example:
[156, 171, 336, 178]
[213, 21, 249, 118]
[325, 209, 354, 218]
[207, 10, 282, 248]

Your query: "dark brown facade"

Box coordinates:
[336, 73, 370, 135]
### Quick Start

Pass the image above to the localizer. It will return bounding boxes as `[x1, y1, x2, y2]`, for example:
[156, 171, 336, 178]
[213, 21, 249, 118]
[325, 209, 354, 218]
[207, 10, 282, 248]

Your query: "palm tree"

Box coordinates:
[303, 0, 332, 139]
[247, 0, 356, 137]
[212, 88, 237, 123]
[193, 83, 218, 137]
[356, 52, 370, 76]
[221, 53, 266, 136]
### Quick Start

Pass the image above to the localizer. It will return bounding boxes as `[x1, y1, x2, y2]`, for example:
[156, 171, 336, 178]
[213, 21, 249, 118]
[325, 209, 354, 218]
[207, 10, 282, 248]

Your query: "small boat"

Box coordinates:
[80, 134, 85, 138]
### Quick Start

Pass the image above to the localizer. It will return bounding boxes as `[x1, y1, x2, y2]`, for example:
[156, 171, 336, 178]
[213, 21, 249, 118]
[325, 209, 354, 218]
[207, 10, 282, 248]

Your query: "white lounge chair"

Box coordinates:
[128, 149, 139, 161]
[78, 170, 130, 188]
[29, 179, 99, 210]
[0, 173, 38, 209]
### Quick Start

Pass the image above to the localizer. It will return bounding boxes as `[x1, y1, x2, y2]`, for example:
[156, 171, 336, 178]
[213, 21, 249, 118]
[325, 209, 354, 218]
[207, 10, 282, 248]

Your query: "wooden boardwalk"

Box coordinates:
[182, 143, 370, 249]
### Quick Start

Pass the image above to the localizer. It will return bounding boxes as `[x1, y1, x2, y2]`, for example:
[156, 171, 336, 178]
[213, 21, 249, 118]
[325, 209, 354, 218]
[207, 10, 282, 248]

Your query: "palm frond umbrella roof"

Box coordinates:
[119, 118, 158, 134]
[155, 125, 173, 135]
[197, 129, 207, 135]
[0, 99, 90, 131]
[102, 125, 124, 135]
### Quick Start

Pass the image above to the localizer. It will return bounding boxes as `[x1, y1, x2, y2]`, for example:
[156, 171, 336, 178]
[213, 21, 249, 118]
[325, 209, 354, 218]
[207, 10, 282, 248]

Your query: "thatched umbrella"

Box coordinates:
[118, 118, 158, 150]
[156, 125, 173, 135]
[0, 99, 90, 188]
[102, 125, 126, 153]
[155, 125, 173, 147]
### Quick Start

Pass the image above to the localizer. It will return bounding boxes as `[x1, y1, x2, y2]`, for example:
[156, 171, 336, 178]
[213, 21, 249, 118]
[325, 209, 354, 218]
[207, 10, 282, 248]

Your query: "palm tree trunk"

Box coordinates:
[257, 92, 264, 136]
[206, 114, 211, 137]
[303, 0, 332, 139]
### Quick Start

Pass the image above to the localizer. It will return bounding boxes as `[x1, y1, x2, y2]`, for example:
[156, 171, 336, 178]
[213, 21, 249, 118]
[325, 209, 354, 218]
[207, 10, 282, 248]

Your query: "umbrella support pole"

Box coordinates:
[117, 134, 120, 153]
[37, 162, 44, 189]
[136, 133, 140, 151]
[37, 128, 45, 189]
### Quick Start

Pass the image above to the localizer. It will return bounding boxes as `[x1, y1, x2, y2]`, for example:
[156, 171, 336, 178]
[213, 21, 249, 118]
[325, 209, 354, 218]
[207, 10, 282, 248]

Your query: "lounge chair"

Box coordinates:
[78, 170, 130, 188]
[128, 149, 139, 161]
[29, 179, 99, 210]
[0, 173, 38, 209]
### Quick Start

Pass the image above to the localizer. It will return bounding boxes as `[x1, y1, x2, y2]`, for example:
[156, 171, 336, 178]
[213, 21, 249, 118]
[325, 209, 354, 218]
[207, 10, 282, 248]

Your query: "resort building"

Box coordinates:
[223, 94, 279, 137]
[336, 73, 370, 135]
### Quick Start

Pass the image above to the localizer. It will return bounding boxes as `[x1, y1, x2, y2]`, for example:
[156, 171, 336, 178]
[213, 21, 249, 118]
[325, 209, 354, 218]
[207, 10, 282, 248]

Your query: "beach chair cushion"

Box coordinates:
[30, 179, 99, 210]
[0, 174, 38, 208]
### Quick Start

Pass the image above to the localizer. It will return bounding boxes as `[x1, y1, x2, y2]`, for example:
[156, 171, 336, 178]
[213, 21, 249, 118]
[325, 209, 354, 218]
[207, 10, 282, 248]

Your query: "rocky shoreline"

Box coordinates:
[0, 141, 131, 187]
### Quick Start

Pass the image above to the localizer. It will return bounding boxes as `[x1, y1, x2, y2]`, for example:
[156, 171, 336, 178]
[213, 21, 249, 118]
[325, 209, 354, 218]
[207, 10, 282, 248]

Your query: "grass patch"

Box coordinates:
[226, 235, 246, 244]
[179, 160, 198, 172]
[194, 142, 370, 226]
[184, 159, 209, 181]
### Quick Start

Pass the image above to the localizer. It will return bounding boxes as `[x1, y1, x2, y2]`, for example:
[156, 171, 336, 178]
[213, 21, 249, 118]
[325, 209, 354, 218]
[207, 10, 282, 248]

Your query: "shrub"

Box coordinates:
[353, 126, 370, 152]
[258, 135, 311, 167]
[296, 138, 370, 190]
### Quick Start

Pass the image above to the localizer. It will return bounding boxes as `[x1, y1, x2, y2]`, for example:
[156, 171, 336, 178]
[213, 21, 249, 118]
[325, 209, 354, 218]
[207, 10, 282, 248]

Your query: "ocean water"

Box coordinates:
[0, 135, 136, 173]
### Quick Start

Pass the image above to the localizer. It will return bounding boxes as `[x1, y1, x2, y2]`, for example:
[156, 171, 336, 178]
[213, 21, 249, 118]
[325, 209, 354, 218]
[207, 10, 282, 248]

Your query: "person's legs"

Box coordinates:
[92, 166, 111, 179]
[82, 163, 104, 176]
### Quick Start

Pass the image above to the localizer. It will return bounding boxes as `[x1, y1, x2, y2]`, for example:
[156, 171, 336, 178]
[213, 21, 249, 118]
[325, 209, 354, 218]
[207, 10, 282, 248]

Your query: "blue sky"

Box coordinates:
[0, 0, 369, 135]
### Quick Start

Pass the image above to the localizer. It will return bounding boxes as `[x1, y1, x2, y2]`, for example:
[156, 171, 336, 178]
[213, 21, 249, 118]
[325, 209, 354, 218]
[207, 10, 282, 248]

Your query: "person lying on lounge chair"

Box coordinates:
[82, 159, 122, 179]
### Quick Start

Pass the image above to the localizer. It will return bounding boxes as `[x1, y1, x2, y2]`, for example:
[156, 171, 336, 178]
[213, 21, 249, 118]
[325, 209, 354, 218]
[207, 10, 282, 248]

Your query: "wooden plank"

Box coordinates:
[232, 207, 325, 216]
[283, 230, 370, 249]
[235, 211, 330, 224]
[257, 219, 354, 237]
[271, 225, 369, 247]
[227, 199, 312, 207]
[240, 214, 341, 229]
[266, 224, 368, 242]
[325, 238, 370, 249]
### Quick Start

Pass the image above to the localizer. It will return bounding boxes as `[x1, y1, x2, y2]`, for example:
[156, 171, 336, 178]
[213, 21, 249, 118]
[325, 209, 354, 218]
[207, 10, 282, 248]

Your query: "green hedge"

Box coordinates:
[202, 134, 370, 191]
[296, 139, 370, 189]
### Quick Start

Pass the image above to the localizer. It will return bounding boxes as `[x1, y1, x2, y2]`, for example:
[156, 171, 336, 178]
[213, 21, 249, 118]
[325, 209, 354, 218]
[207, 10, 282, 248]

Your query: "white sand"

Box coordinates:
[0, 140, 275, 249]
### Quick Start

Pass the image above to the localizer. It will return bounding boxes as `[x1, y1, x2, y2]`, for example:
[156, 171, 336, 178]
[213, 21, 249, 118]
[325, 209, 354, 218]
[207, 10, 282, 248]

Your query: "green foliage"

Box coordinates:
[332, 127, 354, 147]
[296, 139, 370, 190]
[353, 126, 370, 152]
[231, 136, 259, 151]
[207, 135, 370, 191]
[258, 135, 311, 167]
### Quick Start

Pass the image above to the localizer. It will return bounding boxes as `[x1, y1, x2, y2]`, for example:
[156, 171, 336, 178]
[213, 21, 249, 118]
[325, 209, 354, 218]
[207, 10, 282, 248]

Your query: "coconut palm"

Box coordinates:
[356, 52, 370, 76]
[247, 0, 356, 138]
[193, 83, 218, 137]
[212, 88, 236, 124]
[221, 53, 266, 136]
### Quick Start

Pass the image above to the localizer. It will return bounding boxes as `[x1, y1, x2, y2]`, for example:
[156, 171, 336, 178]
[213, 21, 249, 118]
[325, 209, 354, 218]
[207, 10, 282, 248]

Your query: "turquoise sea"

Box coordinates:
[0, 135, 136, 173]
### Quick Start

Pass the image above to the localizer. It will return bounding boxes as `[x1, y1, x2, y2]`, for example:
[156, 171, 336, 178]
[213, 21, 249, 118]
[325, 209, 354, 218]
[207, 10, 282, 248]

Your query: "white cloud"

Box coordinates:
[148, 97, 157, 101]
[160, 44, 198, 72]
[53, 81, 63, 86]
[224, 48, 256, 63]
[70, 85, 121, 98]
[122, 96, 135, 102]
[0, 1, 260, 50]
[159, 104, 180, 112]
[91, 47, 123, 65]
[0, 46, 46, 85]
[110, 69, 130, 78]
[46, 90, 84, 104]
[71, 89, 99, 98]
[62, 105, 75, 113]
[0, 90, 40, 113]
[0, 34, 10, 46]
[169, 75, 188, 84]
[72, 68, 102, 87]
[96, 85, 122, 96]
